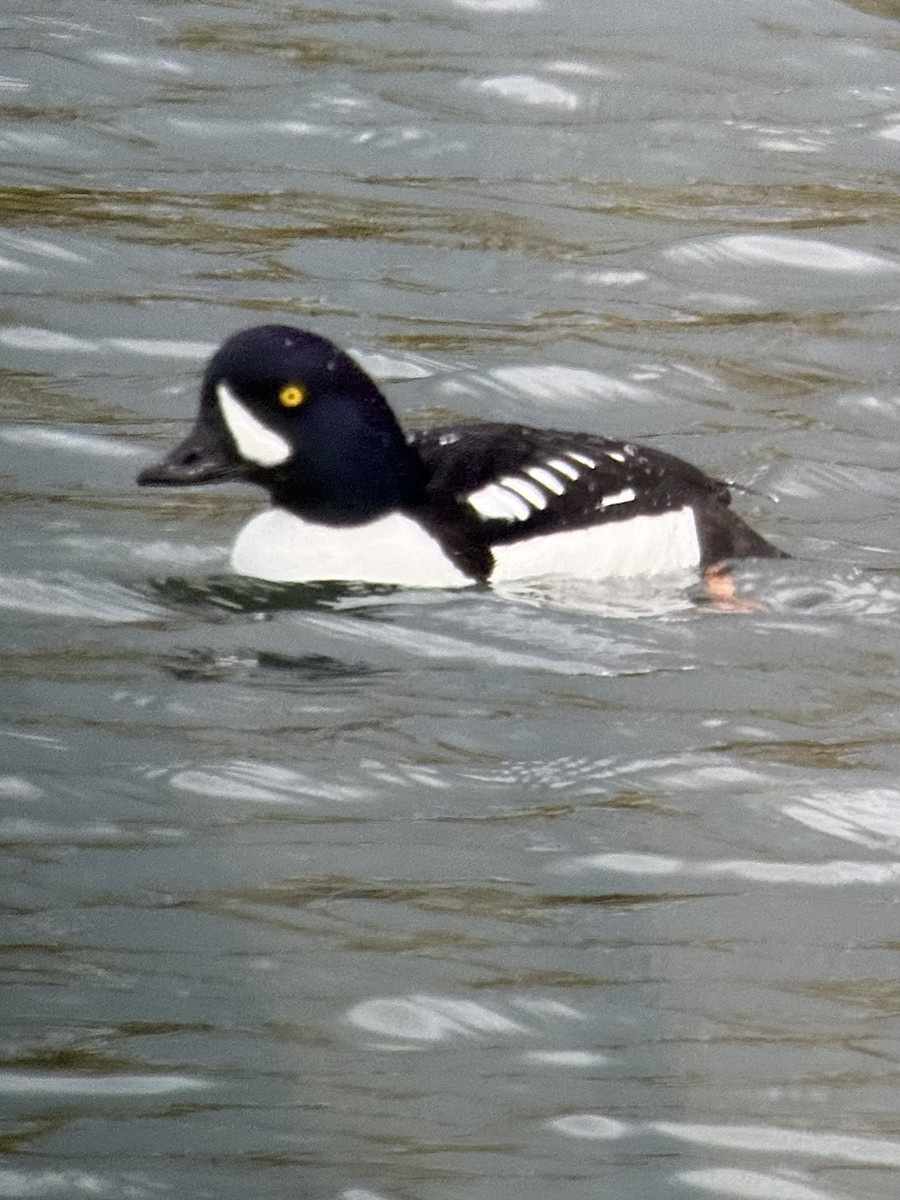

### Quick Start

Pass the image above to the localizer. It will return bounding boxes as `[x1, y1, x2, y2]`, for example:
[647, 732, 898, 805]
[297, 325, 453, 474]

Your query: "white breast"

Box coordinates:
[230, 509, 471, 587]
[229, 505, 701, 587]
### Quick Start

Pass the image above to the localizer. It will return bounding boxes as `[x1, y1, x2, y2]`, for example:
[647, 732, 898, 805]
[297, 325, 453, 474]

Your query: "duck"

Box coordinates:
[137, 324, 785, 588]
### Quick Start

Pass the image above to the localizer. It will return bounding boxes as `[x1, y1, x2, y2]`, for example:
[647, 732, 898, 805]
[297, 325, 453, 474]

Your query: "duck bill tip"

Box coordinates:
[137, 428, 242, 487]
[137, 457, 242, 486]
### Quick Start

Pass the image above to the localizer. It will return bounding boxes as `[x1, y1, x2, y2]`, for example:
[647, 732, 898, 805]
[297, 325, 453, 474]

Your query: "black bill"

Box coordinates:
[137, 419, 243, 487]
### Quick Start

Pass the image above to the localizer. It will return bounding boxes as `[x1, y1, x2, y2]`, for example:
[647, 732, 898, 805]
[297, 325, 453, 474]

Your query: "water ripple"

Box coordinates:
[667, 234, 899, 274]
[784, 787, 900, 848]
[170, 760, 374, 805]
[475, 75, 580, 110]
[550, 1115, 900, 1168]
[556, 851, 900, 887]
[0, 573, 164, 623]
[0, 426, 141, 458]
[348, 994, 529, 1043]
[0, 1070, 206, 1096]
[678, 1168, 837, 1200]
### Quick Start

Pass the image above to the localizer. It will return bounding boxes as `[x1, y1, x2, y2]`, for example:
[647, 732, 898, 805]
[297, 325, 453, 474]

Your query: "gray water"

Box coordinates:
[3, 1, 900, 1197]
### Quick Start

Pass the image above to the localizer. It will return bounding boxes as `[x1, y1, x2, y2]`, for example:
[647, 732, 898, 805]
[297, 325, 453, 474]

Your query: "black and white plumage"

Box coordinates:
[137, 324, 785, 587]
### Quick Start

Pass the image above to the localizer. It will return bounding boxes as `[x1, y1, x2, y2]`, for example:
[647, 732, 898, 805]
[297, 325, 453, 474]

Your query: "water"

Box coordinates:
[2, 1, 900, 1197]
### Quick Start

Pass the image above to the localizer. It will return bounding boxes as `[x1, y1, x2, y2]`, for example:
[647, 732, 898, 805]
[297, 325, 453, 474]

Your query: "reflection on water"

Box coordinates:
[2, 0, 900, 1197]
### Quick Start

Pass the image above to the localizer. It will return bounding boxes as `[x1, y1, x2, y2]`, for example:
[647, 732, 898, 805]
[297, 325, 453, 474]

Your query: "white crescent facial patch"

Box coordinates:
[216, 381, 292, 467]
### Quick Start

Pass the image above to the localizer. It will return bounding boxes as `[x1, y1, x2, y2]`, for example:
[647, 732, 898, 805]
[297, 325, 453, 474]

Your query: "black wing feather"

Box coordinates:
[411, 423, 725, 533]
[404, 423, 783, 578]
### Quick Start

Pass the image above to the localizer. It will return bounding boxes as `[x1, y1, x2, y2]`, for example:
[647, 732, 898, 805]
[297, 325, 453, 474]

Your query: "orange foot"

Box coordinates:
[701, 562, 766, 613]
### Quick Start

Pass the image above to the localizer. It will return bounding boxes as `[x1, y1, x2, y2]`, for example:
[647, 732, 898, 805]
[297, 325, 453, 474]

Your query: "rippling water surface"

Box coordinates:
[3, 1, 900, 1198]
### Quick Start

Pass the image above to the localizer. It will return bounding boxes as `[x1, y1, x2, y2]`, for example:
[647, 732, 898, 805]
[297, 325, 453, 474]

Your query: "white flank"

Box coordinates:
[567, 451, 597, 469]
[605, 449, 627, 463]
[491, 507, 701, 582]
[600, 487, 636, 508]
[467, 481, 532, 521]
[229, 506, 701, 587]
[231, 509, 470, 586]
[216, 382, 291, 467]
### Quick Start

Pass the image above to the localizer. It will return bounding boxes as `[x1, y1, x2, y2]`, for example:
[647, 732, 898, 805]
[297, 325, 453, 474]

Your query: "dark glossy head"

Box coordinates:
[137, 325, 423, 524]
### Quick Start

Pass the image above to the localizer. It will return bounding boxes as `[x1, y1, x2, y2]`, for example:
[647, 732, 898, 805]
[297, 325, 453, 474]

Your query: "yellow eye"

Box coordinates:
[279, 383, 306, 408]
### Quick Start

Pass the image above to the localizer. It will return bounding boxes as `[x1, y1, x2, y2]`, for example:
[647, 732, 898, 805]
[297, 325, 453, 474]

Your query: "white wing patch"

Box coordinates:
[499, 474, 548, 510]
[525, 465, 566, 496]
[547, 457, 581, 481]
[468, 465, 569, 522]
[467, 447, 640, 523]
[600, 487, 636, 508]
[216, 382, 292, 467]
[467, 481, 533, 521]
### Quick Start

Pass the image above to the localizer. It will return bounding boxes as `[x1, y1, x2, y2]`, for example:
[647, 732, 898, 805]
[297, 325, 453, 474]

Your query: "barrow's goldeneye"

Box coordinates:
[137, 324, 785, 587]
